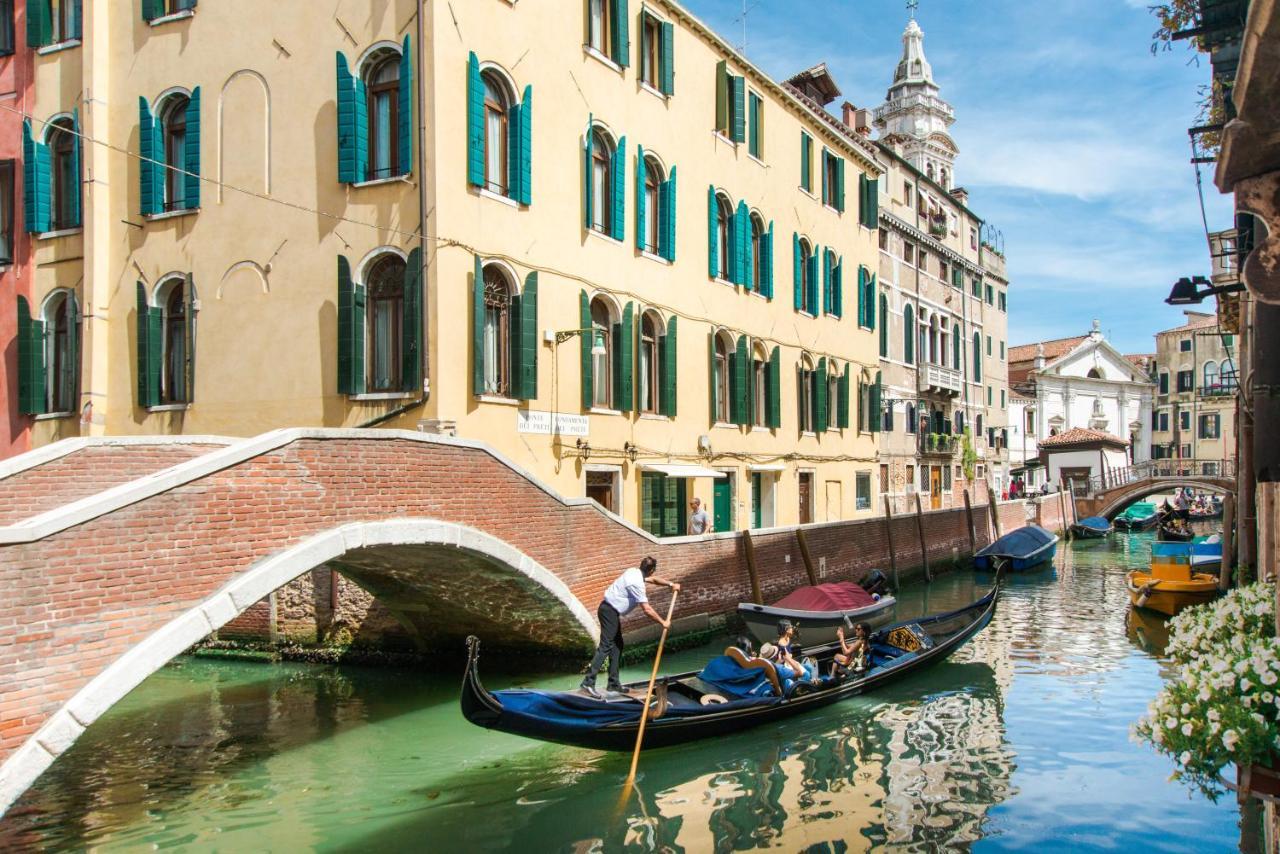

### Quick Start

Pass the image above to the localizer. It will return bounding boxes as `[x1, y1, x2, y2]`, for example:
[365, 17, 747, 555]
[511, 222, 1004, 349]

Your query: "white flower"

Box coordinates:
[1182, 703, 1191, 715]
[1208, 708, 1220, 722]
[1166, 717, 1179, 730]
[1180, 751, 1192, 765]
[1183, 722, 1194, 737]
[1263, 671, 1278, 686]
[1224, 730, 1240, 751]
[1243, 679, 1254, 692]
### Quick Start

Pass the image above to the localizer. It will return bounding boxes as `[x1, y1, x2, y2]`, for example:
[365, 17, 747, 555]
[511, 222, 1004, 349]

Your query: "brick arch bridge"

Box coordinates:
[0, 428, 1016, 816]
[1069, 460, 1235, 519]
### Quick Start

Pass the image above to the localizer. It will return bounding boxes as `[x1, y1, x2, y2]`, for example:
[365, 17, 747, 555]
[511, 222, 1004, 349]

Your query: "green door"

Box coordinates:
[714, 475, 734, 532]
[751, 472, 763, 529]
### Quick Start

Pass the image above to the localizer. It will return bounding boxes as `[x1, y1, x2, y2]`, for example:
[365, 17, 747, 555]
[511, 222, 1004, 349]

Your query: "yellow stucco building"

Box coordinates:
[14, 0, 884, 535]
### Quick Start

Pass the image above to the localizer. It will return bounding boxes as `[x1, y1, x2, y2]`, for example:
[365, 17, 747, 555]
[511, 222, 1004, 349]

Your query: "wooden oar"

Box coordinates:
[624, 588, 680, 788]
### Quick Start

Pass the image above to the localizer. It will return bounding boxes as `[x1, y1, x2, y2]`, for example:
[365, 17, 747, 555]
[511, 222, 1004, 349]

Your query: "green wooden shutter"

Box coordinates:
[142, 0, 163, 22]
[880, 294, 889, 357]
[610, 136, 626, 241]
[183, 87, 201, 209]
[517, 272, 538, 399]
[182, 276, 196, 403]
[833, 257, 843, 319]
[767, 346, 781, 428]
[760, 221, 773, 299]
[337, 54, 360, 184]
[517, 85, 532, 205]
[27, 0, 50, 47]
[733, 201, 748, 285]
[400, 248, 422, 392]
[821, 248, 831, 314]
[337, 257, 357, 394]
[659, 315, 677, 416]
[815, 357, 828, 433]
[507, 99, 522, 199]
[146, 305, 162, 406]
[16, 296, 45, 415]
[953, 331, 960, 370]
[856, 265, 866, 327]
[583, 115, 594, 228]
[65, 110, 82, 228]
[748, 92, 761, 157]
[634, 144, 645, 250]
[707, 185, 718, 278]
[731, 75, 745, 143]
[806, 254, 819, 316]
[866, 273, 876, 331]
[835, 157, 845, 212]
[616, 302, 634, 411]
[471, 256, 486, 395]
[660, 166, 676, 261]
[870, 371, 882, 434]
[821, 149, 829, 205]
[64, 293, 80, 411]
[973, 332, 982, 381]
[800, 132, 811, 191]
[68, 0, 81, 39]
[864, 177, 879, 228]
[708, 330, 717, 423]
[466, 52, 484, 187]
[612, 0, 630, 66]
[660, 21, 674, 95]
[398, 36, 413, 176]
[135, 283, 150, 405]
[838, 365, 850, 429]
[642, 473, 658, 534]
[732, 334, 748, 425]
[742, 212, 755, 293]
[715, 60, 729, 134]
[23, 120, 50, 234]
[904, 303, 914, 364]
[137, 100, 154, 215]
[580, 290, 593, 410]
[792, 233, 801, 309]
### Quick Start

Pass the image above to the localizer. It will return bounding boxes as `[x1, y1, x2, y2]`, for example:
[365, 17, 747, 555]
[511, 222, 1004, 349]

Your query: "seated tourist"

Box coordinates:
[774, 620, 815, 683]
[758, 643, 798, 694]
[831, 622, 871, 677]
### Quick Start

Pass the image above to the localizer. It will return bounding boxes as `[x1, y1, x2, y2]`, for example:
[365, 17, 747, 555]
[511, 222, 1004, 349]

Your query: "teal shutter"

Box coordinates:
[66, 110, 82, 228]
[904, 303, 914, 364]
[856, 265, 866, 327]
[974, 332, 982, 382]
[821, 149, 829, 205]
[466, 52, 484, 187]
[800, 132, 811, 191]
[660, 166, 676, 261]
[707, 185, 718, 278]
[516, 272, 538, 400]
[65, 293, 80, 411]
[867, 178, 879, 226]
[336, 55, 367, 183]
[615, 302, 634, 412]
[472, 256, 485, 395]
[708, 331, 717, 423]
[748, 92, 760, 156]
[733, 201, 748, 285]
[822, 248, 831, 314]
[815, 357, 828, 433]
[135, 283, 149, 405]
[763, 222, 775, 299]
[580, 290, 593, 409]
[16, 296, 46, 415]
[517, 85, 532, 205]
[67, 0, 81, 39]
[792, 233, 801, 309]
[715, 60, 728, 134]
[731, 75, 745, 143]
[398, 36, 413, 176]
[338, 256, 365, 395]
[181, 278, 195, 404]
[610, 136, 626, 241]
[732, 334, 748, 425]
[767, 346, 781, 428]
[507, 100, 522, 198]
[147, 305, 162, 406]
[866, 273, 877, 331]
[635, 144, 645, 250]
[583, 115, 594, 228]
[880, 295, 889, 357]
[138, 99, 156, 215]
[612, 0, 630, 66]
[23, 120, 50, 233]
[806, 254, 819, 315]
[659, 21, 674, 95]
[742, 212, 755, 292]
[659, 316, 677, 416]
[835, 157, 845, 212]
[870, 371, 882, 434]
[838, 365, 850, 430]
[401, 248, 422, 392]
[833, 257, 843, 318]
[142, 0, 163, 22]
[953, 331, 960, 370]
[183, 87, 201, 209]
[27, 0, 50, 47]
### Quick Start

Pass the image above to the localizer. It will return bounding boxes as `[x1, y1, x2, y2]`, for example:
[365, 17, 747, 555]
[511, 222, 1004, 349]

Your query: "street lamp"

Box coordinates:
[1164, 275, 1244, 305]
[555, 327, 607, 355]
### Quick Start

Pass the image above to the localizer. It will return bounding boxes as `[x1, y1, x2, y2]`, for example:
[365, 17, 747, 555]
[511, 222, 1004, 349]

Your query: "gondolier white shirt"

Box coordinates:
[603, 568, 649, 615]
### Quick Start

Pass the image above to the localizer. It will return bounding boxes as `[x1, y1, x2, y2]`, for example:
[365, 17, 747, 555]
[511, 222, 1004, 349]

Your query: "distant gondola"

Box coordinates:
[1071, 516, 1112, 539]
[1157, 523, 1195, 542]
[459, 588, 999, 752]
[972, 525, 1058, 573]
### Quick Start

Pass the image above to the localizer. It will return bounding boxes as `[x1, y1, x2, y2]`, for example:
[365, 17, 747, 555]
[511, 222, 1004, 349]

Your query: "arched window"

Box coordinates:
[906, 403, 916, 434]
[827, 363, 841, 427]
[952, 328, 961, 370]
[482, 71, 511, 195]
[1086, 367, 1103, 379]
[977, 414, 984, 437]
[162, 284, 187, 403]
[716, 194, 733, 280]
[752, 343, 768, 427]
[903, 303, 915, 364]
[713, 332, 731, 423]
[482, 265, 514, 396]
[160, 94, 189, 211]
[955, 410, 965, 435]
[799, 238, 815, 313]
[879, 294, 889, 357]
[799, 355, 815, 433]
[642, 158, 662, 255]
[638, 311, 661, 413]
[750, 214, 765, 292]
[973, 331, 982, 382]
[42, 292, 78, 413]
[366, 254, 406, 392]
[1203, 360, 1219, 391]
[365, 51, 401, 180]
[1222, 358, 1237, 391]
[47, 119, 78, 230]
[590, 297, 615, 408]
[590, 128, 614, 235]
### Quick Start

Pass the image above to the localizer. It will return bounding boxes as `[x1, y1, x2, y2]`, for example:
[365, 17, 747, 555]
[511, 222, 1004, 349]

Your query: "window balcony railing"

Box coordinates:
[921, 363, 963, 396]
[918, 433, 959, 456]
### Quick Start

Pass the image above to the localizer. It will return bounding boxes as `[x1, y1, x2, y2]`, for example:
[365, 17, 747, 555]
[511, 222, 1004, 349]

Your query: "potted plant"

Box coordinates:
[1134, 582, 1280, 800]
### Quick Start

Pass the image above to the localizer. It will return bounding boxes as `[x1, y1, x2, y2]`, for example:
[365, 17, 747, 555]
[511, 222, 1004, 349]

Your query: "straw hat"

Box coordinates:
[758, 643, 778, 661]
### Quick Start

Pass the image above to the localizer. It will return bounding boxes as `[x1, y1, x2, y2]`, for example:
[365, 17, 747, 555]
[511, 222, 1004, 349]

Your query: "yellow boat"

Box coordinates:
[1126, 542, 1220, 617]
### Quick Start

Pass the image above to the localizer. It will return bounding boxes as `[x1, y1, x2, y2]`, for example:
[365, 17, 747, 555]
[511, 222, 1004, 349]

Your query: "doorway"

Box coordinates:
[930, 466, 942, 510]
[585, 468, 619, 514]
[713, 473, 735, 532]
[798, 471, 814, 525]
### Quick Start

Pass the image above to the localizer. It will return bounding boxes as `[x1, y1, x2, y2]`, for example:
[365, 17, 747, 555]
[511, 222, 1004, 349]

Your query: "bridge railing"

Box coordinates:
[1077, 459, 1236, 496]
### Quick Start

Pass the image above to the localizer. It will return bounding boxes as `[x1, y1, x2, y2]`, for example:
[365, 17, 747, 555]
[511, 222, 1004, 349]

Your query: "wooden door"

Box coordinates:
[714, 476, 734, 532]
[930, 466, 942, 510]
[798, 472, 813, 525]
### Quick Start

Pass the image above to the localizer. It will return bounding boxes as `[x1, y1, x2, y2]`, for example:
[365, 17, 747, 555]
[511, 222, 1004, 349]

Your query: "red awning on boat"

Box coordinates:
[772, 582, 877, 612]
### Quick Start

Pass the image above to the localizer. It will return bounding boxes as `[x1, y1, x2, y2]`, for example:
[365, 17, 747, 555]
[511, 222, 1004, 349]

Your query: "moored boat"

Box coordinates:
[1071, 516, 1112, 539]
[1126, 542, 1220, 616]
[973, 525, 1058, 573]
[460, 588, 999, 751]
[1157, 522, 1195, 542]
[737, 576, 897, 646]
[1114, 502, 1159, 531]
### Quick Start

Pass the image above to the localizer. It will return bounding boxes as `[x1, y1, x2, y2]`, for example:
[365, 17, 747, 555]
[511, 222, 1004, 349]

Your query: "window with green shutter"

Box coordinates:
[140, 89, 200, 214]
[766, 346, 781, 428]
[821, 151, 845, 211]
[879, 294, 888, 357]
[815, 357, 828, 433]
[585, 122, 624, 240]
[837, 365, 850, 430]
[903, 303, 914, 364]
[338, 256, 366, 396]
[870, 372, 882, 434]
[715, 60, 746, 142]
[28, 0, 79, 47]
[800, 131, 813, 192]
[973, 332, 982, 382]
[748, 91, 763, 159]
[16, 295, 47, 415]
[658, 315, 677, 416]
[134, 282, 162, 408]
[858, 174, 879, 228]
[21, 119, 50, 234]
[143, 1, 198, 24]
[613, 301, 634, 412]
[730, 334, 749, 425]
[639, 12, 674, 95]
[641, 472, 686, 537]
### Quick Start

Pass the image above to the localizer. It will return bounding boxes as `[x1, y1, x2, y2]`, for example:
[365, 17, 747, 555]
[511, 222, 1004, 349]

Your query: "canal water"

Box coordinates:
[0, 528, 1245, 851]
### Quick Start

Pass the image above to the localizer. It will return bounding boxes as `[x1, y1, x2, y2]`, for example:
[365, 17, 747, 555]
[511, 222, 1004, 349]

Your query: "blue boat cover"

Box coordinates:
[698, 655, 779, 699]
[976, 525, 1056, 559]
[1076, 516, 1110, 531]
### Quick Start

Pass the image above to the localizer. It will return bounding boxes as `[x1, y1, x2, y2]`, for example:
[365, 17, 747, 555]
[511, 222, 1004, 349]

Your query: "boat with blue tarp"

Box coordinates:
[1071, 516, 1112, 539]
[1114, 502, 1160, 531]
[972, 525, 1058, 573]
[459, 587, 998, 751]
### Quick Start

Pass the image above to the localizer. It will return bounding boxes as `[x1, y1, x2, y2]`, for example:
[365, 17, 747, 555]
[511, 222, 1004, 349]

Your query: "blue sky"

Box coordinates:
[682, 0, 1233, 354]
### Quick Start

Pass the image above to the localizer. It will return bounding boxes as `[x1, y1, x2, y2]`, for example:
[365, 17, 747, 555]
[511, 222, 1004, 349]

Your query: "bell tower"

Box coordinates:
[873, 15, 959, 189]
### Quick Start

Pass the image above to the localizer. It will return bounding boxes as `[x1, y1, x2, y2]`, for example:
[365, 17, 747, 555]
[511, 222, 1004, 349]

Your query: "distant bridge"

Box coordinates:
[1070, 459, 1235, 519]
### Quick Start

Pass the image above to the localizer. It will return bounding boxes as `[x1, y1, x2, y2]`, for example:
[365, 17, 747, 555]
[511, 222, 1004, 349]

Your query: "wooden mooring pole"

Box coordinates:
[963, 489, 977, 555]
[742, 529, 762, 604]
[796, 529, 818, 586]
[1220, 491, 1236, 592]
[914, 492, 932, 583]
[883, 495, 900, 591]
[1057, 484, 1070, 541]
[988, 486, 1003, 539]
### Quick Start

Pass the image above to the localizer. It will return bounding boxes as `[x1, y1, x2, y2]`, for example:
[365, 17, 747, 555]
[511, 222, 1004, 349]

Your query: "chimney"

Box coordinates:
[840, 101, 874, 137]
[1033, 343, 1046, 371]
[949, 186, 969, 206]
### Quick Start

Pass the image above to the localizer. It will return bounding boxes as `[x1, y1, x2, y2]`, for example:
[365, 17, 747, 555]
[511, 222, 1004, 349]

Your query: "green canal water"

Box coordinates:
[0, 530, 1248, 851]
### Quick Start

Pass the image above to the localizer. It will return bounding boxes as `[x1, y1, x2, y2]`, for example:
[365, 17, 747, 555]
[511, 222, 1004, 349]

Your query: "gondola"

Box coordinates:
[737, 572, 897, 646]
[972, 525, 1058, 573]
[1071, 516, 1112, 539]
[459, 587, 999, 751]
[1157, 522, 1195, 542]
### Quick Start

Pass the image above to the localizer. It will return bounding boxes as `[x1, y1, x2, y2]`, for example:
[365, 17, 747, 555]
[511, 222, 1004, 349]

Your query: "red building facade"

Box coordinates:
[0, 0, 32, 459]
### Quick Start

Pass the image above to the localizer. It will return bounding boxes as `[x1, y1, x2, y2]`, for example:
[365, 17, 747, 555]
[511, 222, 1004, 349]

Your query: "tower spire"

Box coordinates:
[907, 0, 918, 21]
[872, 15, 959, 188]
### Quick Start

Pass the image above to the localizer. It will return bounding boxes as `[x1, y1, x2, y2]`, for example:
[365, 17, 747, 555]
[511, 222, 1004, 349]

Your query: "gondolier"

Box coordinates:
[580, 557, 680, 699]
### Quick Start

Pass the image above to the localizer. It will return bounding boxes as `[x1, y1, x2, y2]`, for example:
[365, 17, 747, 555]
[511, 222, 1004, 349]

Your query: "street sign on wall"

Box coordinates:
[516, 410, 589, 437]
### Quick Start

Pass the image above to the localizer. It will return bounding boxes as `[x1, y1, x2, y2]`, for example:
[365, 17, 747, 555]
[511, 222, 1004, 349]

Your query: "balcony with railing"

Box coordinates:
[921, 363, 963, 396]
[918, 432, 959, 456]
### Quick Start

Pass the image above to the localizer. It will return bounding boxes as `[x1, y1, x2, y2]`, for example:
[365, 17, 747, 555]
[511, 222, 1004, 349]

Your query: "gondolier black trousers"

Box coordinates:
[583, 601, 624, 691]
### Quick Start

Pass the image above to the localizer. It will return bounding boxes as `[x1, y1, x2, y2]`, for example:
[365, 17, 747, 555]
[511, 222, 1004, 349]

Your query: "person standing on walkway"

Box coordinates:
[580, 556, 680, 698]
[688, 497, 712, 535]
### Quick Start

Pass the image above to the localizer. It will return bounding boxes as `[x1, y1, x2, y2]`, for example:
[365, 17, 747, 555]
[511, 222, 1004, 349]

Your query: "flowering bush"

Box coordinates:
[1134, 582, 1280, 798]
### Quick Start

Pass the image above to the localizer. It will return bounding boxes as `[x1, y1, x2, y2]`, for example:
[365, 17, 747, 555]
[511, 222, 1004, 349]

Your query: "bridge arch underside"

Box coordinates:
[1098, 480, 1233, 520]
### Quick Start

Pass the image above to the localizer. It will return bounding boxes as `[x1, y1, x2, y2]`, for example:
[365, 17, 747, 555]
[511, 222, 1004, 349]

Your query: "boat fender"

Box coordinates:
[700, 693, 728, 706]
[1136, 581, 1159, 609]
[647, 683, 669, 720]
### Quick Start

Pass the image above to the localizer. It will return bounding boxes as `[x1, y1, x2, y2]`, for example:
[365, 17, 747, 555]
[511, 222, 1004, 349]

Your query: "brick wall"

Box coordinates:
[0, 435, 1019, 773]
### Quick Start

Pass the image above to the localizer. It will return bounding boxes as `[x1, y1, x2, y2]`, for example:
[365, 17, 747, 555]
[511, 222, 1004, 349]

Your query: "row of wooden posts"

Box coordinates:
[740, 487, 1004, 603]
